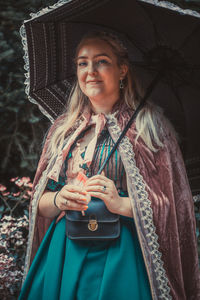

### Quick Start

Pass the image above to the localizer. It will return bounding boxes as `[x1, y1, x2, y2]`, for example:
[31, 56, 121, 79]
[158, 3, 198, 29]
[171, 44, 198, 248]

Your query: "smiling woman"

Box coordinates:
[18, 31, 200, 300]
[76, 40, 128, 114]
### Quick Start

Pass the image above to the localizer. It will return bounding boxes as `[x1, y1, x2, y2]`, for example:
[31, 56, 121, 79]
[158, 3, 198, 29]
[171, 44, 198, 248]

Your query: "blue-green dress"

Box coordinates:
[19, 126, 152, 300]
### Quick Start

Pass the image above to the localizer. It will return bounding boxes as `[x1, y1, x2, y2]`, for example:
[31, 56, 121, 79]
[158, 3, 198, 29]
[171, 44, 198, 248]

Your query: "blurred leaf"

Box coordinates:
[7, 106, 19, 113]
[0, 49, 14, 61]
[195, 213, 200, 220]
[25, 154, 38, 160]
[0, 205, 5, 212]
[24, 209, 29, 217]
[20, 160, 28, 168]
[29, 115, 40, 123]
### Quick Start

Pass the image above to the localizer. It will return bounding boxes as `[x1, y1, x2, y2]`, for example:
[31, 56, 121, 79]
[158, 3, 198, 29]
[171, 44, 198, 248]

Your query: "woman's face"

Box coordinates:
[76, 39, 127, 112]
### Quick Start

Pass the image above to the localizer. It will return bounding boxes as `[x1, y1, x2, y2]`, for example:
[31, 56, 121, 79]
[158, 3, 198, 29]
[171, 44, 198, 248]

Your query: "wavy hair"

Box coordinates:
[45, 31, 164, 166]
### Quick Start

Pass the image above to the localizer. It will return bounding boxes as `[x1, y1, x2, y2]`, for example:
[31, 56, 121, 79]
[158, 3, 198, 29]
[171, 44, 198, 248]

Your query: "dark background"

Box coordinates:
[0, 0, 56, 185]
[0, 0, 200, 184]
[0, 1, 200, 299]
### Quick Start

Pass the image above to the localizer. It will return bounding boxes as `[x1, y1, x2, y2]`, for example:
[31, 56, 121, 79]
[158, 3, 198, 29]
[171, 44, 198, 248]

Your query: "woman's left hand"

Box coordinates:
[85, 172, 122, 215]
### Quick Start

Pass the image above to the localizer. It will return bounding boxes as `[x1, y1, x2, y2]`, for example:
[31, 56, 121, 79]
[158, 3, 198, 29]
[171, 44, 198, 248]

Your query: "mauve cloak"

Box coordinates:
[23, 102, 200, 300]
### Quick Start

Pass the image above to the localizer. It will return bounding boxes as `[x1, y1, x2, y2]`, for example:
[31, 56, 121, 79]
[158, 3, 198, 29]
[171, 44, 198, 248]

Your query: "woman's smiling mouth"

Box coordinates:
[86, 80, 102, 84]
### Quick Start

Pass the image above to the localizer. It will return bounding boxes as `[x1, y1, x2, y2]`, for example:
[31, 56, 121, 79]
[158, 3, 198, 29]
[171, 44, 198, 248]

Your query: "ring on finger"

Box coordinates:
[65, 199, 69, 206]
[102, 185, 107, 192]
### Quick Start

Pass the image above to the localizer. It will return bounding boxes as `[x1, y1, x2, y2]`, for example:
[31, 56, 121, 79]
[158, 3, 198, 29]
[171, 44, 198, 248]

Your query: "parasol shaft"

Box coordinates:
[97, 70, 163, 175]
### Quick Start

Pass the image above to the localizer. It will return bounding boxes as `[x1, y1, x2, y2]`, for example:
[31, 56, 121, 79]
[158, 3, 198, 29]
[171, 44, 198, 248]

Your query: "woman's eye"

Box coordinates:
[78, 61, 87, 67]
[97, 59, 109, 65]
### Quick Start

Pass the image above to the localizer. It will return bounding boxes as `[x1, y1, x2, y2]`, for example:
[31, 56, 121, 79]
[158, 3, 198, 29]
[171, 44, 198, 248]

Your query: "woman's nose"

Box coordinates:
[88, 62, 97, 75]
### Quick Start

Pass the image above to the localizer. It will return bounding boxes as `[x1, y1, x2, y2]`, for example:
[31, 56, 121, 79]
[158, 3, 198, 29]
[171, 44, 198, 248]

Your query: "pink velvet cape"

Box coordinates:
[23, 102, 200, 300]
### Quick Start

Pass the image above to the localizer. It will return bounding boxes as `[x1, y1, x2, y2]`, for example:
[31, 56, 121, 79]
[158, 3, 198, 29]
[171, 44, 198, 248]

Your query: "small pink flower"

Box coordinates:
[27, 190, 32, 196]
[2, 192, 10, 196]
[10, 177, 19, 182]
[0, 184, 6, 192]
[22, 195, 29, 199]
[21, 177, 31, 183]
[12, 192, 20, 197]
[15, 180, 23, 187]
[28, 182, 33, 188]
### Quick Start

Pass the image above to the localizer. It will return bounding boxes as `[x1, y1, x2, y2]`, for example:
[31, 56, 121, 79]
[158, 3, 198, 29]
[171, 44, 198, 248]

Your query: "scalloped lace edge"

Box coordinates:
[19, 0, 200, 123]
[22, 169, 48, 283]
[106, 113, 172, 300]
[140, 0, 200, 18]
[19, 0, 72, 123]
[22, 130, 74, 283]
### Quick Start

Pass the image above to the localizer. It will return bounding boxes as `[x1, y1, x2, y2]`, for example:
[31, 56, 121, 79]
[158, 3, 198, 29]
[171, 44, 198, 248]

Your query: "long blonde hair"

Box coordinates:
[45, 31, 164, 165]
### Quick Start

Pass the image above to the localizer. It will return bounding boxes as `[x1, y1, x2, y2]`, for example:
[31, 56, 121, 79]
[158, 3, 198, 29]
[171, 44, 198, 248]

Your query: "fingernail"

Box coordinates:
[83, 206, 88, 210]
[81, 198, 87, 202]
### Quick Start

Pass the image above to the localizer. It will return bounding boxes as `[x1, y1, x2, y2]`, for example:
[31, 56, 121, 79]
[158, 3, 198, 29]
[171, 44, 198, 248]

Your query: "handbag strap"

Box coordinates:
[97, 100, 146, 175]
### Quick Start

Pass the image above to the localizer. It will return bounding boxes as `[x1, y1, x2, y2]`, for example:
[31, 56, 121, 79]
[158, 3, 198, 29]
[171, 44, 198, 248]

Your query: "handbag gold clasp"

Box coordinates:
[88, 215, 98, 231]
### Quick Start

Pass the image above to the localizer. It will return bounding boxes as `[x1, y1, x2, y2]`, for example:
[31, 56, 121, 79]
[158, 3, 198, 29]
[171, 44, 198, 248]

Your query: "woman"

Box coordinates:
[19, 31, 199, 300]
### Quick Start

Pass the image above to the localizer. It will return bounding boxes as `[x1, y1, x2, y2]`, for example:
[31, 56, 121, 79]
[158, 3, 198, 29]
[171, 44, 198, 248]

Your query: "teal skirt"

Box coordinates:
[19, 216, 152, 300]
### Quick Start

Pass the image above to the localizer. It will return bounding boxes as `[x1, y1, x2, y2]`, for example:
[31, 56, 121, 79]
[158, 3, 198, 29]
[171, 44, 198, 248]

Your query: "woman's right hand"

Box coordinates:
[39, 185, 91, 218]
[55, 185, 91, 211]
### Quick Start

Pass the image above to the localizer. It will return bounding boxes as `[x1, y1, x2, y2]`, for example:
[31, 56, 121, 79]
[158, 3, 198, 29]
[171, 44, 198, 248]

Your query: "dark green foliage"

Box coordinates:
[0, 0, 200, 182]
[0, 1, 200, 299]
[0, 0, 56, 183]
[0, 176, 33, 299]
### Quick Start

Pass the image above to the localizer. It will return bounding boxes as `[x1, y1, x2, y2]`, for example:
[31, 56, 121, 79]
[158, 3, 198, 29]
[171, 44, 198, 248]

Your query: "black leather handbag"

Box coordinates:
[65, 101, 145, 240]
[66, 196, 120, 240]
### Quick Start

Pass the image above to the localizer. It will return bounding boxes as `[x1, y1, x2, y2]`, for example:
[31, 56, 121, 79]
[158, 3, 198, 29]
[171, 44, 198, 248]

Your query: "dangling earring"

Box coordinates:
[120, 79, 124, 89]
